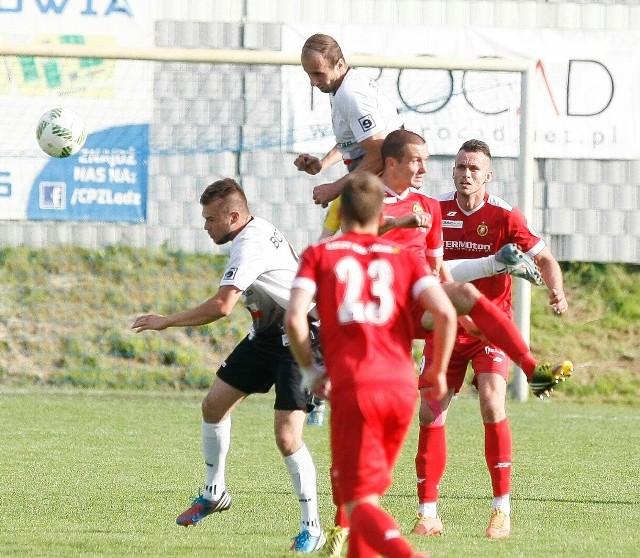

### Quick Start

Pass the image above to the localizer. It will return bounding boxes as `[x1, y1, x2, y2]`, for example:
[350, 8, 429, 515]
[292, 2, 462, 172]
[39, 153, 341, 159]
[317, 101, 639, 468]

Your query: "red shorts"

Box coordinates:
[421, 334, 510, 393]
[329, 385, 417, 504]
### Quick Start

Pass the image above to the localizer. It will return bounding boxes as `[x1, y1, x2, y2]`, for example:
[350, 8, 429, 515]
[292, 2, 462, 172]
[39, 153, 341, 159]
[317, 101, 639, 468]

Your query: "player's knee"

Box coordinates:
[446, 282, 479, 314]
[479, 399, 507, 424]
[462, 282, 481, 300]
[201, 394, 227, 423]
[275, 433, 302, 456]
[418, 396, 446, 426]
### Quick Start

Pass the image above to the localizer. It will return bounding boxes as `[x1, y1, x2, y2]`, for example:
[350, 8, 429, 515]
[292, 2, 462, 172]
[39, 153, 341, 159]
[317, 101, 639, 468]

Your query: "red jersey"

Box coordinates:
[381, 187, 444, 263]
[293, 232, 439, 392]
[439, 191, 545, 314]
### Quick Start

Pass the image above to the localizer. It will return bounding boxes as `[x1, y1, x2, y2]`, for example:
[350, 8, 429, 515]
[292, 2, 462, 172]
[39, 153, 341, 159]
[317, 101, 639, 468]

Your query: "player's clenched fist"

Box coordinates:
[294, 154, 322, 175]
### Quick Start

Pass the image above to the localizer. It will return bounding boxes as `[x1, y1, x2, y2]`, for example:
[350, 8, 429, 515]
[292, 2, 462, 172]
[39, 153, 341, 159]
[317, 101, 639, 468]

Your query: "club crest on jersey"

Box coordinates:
[412, 203, 424, 213]
[477, 223, 489, 236]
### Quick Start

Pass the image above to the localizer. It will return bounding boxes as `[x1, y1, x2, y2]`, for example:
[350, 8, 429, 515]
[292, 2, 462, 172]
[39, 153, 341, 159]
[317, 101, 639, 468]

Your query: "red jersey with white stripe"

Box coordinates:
[381, 186, 444, 262]
[439, 191, 546, 315]
[293, 232, 439, 392]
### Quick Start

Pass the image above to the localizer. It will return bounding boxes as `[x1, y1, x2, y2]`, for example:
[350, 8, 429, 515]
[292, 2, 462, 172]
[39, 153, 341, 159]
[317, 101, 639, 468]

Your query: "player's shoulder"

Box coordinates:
[486, 193, 514, 212]
[407, 188, 440, 209]
[339, 68, 378, 95]
[303, 235, 350, 258]
[322, 233, 402, 256]
[437, 190, 456, 202]
[234, 216, 286, 248]
[243, 216, 278, 235]
[408, 187, 437, 200]
[343, 67, 370, 85]
[302, 236, 330, 256]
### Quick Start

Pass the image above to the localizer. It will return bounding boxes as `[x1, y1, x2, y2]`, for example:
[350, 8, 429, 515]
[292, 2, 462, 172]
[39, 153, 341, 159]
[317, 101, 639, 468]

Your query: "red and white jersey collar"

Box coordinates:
[454, 191, 488, 216]
[383, 185, 420, 201]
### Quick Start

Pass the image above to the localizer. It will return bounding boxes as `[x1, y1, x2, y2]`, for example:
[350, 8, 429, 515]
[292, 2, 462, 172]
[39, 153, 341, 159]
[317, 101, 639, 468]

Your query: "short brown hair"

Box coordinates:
[341, 172, 385, 226]
[381, 129, 427, 168]
[458, 139, 491, 159]
[301, 33, 344, 66]
[200, 178, 248, 208]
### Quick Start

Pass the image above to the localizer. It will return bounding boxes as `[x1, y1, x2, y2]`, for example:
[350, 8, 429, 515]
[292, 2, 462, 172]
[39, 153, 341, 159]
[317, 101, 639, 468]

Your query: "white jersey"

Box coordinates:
[331, 68, 403, 161]
[220, 216, 300, 336]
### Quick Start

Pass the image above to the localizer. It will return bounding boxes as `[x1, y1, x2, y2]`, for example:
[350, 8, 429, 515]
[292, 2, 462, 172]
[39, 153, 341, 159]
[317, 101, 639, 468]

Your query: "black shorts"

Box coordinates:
[216, 334, 310, 411]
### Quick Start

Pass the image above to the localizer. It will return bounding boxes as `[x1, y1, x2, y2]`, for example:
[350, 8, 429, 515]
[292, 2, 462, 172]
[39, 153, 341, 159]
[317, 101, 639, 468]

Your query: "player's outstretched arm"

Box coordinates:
[294, 145, 342, 176]
[312, 134, 386, 207]
[131, 285, 242, 332]
[378, 212, 432, 236]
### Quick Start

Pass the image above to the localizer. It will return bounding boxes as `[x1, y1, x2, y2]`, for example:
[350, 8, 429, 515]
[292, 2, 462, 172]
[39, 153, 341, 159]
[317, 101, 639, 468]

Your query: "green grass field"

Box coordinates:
[1, 389, 638, 557]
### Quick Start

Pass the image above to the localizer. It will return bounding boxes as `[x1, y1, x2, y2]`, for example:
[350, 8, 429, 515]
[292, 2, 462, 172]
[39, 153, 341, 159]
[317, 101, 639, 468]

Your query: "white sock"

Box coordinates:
[201, 417, 230, 500]
[284, 444, 321, 536]
[492, 495, 511, 515]
[446, 256, 503, 283]
[417, 502, 438, 518]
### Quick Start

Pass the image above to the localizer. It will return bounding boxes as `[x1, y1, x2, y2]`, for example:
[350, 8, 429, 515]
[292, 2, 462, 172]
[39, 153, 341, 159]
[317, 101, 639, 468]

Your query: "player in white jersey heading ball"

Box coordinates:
[132, 178, 325, 553]
[295, 33, 404, 238]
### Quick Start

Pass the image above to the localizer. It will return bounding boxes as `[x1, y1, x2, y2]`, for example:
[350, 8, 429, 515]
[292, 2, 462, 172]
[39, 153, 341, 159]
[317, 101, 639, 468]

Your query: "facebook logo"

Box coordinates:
[39, 181, 66, 210]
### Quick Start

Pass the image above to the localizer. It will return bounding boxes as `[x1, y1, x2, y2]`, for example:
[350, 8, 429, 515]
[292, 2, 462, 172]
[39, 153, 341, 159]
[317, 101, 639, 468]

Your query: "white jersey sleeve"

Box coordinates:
[331, 68, 403, 161]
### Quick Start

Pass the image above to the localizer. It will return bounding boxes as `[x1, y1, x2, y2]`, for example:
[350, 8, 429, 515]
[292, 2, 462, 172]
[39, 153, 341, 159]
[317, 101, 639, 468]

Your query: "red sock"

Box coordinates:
[335, 505, 350, 529]
[468, 295, 537, 378]
[415, 424, 446, 503]
[345, 527, 377, 558]
[349, 503, 414, 558]
[484, 419, 512, 497]
[330, 462, 351, 528]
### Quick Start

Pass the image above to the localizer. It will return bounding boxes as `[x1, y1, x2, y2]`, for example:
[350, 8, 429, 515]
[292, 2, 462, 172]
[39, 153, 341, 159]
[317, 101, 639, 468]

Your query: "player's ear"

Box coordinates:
[484, 170, 493, 183]
[386, 155, 399, 171]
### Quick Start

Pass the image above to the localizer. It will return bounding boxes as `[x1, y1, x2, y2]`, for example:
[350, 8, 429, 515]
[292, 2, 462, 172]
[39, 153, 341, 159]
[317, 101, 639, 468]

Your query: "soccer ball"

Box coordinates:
[36, 108, 87, 158]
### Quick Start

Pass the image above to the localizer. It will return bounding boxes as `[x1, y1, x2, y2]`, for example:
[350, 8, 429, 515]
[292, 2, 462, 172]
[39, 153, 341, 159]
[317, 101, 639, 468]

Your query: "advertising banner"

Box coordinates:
[283, 24, 640, 159]
[0, 0, 152, 221]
